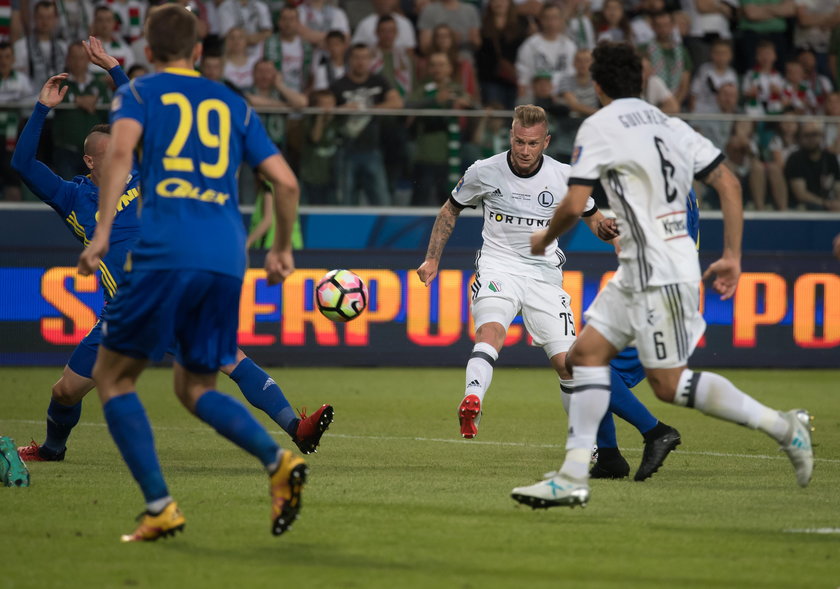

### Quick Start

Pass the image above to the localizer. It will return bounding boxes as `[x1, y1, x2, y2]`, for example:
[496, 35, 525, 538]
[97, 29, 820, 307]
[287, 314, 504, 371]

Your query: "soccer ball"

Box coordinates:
[314, 269, 368, 322]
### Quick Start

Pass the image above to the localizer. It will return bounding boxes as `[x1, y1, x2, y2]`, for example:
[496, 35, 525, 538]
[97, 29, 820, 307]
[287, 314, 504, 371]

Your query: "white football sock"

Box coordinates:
[464, 342, 498, 403]
[559, 366, 611, 481]
[675, 369, 789, 443]
[559, 378, 574, 414]
[147, 495, 173, 515]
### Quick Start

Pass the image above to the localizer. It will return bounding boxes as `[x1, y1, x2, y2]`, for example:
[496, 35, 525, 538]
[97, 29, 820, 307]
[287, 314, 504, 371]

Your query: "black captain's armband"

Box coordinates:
[695, 153, 725, 181]
[581, 204, 598, 217]
[447, 196, 475, 210]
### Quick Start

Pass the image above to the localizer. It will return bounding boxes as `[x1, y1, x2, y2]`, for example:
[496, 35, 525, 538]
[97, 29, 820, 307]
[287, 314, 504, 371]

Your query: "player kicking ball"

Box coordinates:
[511, 42, 813, 509]
[417, 104, 681, 481]
[77, 5, 307, 541]
[12, 38, 332, 467]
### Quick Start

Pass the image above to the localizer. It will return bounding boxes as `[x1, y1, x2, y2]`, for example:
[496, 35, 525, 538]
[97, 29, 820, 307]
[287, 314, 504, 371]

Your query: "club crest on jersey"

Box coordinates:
[455, 176, 465, 193]
[537, 191, 554, 207]
[111, 94, 122, 111]
[571, 145, 583, 164]
[488, 281, 502, 293]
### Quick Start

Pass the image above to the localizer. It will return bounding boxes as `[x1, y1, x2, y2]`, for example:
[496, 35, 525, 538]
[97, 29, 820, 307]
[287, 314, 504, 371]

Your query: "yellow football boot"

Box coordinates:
[269, 450, 307, 536]
[120, 501, 186, 543]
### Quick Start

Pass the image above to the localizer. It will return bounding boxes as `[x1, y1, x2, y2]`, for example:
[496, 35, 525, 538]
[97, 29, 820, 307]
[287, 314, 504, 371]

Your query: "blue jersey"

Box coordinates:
[111, 68, 279, 278]
[11, 67, 141, 302]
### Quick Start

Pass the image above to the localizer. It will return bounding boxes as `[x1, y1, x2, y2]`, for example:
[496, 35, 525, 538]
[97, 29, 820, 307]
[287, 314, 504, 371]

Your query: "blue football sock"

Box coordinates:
[596, 412, 619, 449]
[103, 393, 169, 504]
[43, 398, 82, 453]
[229, 358, 298, 436]
[609, 367, 658, 436]
[194, 390, 280, 467]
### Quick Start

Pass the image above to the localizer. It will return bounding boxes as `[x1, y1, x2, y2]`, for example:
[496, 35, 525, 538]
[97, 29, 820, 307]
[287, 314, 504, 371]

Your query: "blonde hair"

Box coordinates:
[513, 105, 548, 130]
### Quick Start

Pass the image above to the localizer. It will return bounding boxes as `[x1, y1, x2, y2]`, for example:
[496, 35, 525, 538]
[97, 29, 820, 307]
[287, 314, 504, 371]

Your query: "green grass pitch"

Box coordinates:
[1, 366, 838, 589]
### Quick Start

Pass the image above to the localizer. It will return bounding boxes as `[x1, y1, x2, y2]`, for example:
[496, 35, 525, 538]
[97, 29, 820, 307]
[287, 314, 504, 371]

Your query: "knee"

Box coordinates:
[646, 373, 677, 402]
[475, 323, 506, 350]
[51, 380, 84, 406]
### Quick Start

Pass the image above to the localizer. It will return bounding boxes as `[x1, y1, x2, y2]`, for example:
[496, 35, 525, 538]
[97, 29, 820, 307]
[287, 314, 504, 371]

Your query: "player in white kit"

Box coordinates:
[418, 105, 680, 472]
[511, 43, 814, 509]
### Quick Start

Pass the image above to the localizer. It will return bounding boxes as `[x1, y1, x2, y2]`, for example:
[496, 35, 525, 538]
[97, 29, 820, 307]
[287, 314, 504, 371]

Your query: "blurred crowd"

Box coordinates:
[1, 0, 839, 209]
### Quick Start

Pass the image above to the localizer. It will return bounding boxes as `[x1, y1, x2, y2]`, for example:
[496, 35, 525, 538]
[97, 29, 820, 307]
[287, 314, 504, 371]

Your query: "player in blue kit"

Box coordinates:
[77, 5, 306, 542]
[13, 38, 332, 467]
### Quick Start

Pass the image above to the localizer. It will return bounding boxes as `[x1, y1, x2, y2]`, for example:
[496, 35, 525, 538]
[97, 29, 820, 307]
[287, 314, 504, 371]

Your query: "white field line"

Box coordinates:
[3, 418, 839, 464]
[782, 528, 840, 534]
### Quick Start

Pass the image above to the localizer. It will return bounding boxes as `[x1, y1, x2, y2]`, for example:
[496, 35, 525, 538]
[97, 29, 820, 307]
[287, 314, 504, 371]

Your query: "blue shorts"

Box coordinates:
[67, 318, 103, 379]
[102, 269, 242, 374]
[610, 347, 646, 389]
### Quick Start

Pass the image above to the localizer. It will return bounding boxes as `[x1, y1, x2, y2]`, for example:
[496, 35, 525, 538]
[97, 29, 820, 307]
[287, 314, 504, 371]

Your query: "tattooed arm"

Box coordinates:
[417, 199, 463, 286]
[700, 162, 743, 300]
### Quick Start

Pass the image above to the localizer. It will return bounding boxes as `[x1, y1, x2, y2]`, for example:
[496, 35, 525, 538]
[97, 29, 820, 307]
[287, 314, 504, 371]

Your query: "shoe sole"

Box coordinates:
[121, 523, 186, 543]
[272, 463, 308, 536]
[0, 437, 30, 487]
[296, 406, 334, 455]
[459, 397, 480, 439]
[510, 492, 588, 510]
[634, 435, 681, 482]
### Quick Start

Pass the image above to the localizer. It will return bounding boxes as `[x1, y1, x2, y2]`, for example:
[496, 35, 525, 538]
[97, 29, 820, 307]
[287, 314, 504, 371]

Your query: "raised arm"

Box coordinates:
[84, 35, 130, 88]
[11, 74, 72, 206]
[417, 199, 462, 286]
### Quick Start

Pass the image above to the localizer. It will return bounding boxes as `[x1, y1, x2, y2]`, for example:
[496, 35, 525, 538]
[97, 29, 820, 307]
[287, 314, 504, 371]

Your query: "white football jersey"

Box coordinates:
[569, 97, 723, 291]
[451, 152, 596, 285]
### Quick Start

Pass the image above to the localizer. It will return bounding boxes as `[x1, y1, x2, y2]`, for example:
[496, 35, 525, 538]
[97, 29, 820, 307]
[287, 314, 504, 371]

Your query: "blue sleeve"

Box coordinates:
[110, 81, 145, 126]
[243, 106, 280, 168]
[10, 102, 76, 215]
[108, 65, 130, 90]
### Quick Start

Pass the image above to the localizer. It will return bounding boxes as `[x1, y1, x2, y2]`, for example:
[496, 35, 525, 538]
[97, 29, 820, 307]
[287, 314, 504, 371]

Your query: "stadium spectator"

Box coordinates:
[798, 49, 834, 113]
[694, 81, 738, 152]
[742, 40, 785, 115]
[246, 59, 307, 148]
[223, 26, 261, 89]
[759, 117, 798, 210]
[51, 40, 109, 180]
[352, 0, 417, 52]
[312, 29, 347, 91]
[528, 71, 572, 160]
[106, 0, 145, 45]
[217, 0, 272, 53]
[736, 0, 794, 73]
[785, 122, 840, 210]
[515, 3, 575, 99]
[47, 0, 89, 44]
[629, 0, 672, 47]
[14, 1, 66, 91]
[407, 50, 473, 206]
[640, 11, 691, 107]
[475, 0, 528, 109]
[594, 0, 634, 44]
[792, 0, 840, 76]
[371, 16, 414, 97]
[681, 0, 735, 70]
[169, 0, 210, 39]
[89, 5, 133, 71]
[296, 0, 351, 50]
[689, 38, 737, 113]
[564, 0, 596, 50]
[300, 90, 339, 204]
[1, 0, 24, 44]
[830, 28, 840, 86]
[417, 24, 479, 101]
[641, 55, 679, 113]
[417, 0, 481, 56]
[0, 40, 32, 200]
[560, 48, 599, 118]
[824, 92, 840, 162]
[781, 59, 817, 114]
[330, 43, 403, 205]
[263, 5, 313, 94]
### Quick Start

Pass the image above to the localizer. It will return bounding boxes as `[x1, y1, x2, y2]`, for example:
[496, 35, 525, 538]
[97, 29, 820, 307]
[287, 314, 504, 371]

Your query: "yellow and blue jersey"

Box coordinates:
[111, 68, 279, 279]
[12, 99, 141, 302]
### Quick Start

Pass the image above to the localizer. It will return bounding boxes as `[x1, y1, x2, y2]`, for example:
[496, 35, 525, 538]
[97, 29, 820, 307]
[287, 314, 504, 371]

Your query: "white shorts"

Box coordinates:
[584, 279, 706, 369]
[471, 272, 576, 359]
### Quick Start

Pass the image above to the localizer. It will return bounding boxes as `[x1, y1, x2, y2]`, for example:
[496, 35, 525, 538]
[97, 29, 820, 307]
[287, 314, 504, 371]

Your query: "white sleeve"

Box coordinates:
[218, 1, 235, 37]
[399, 16, 418, 49]
[351, 17, 373, 45]
[582, 196, 598, 216]
[333, 8, 351, 35]
[569, 119, 611, 185]
[450, 162, 486, 208]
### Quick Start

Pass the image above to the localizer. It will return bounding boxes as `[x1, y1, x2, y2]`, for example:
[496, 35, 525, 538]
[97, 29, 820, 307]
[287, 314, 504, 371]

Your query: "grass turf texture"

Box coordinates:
[0, 366, 837, 589]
